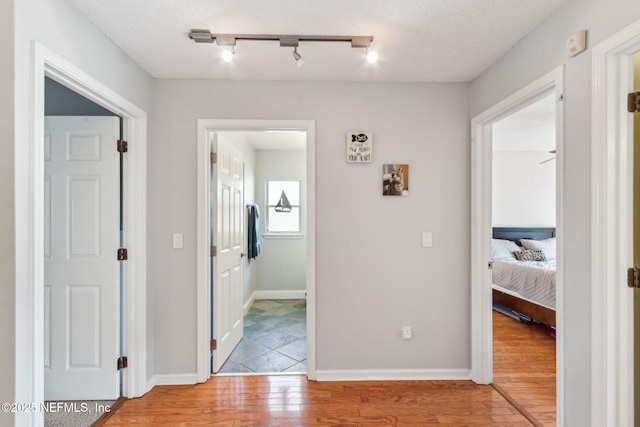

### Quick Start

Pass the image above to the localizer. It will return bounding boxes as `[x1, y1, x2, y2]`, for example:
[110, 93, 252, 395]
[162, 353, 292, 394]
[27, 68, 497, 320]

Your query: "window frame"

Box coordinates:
[264, 179, 303, 237]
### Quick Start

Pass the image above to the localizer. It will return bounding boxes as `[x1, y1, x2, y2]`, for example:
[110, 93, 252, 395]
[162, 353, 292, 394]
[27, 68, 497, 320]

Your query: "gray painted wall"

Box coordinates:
[470, 0, 640, 424]
[1, 1, 15, 425]
[254, 149, 307, 293]
[149, 80, 470, 374]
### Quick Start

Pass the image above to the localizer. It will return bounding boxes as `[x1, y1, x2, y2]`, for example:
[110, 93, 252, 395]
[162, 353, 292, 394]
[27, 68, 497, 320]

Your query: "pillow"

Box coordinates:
[491, 239, 520, 260]
[514, 249, 547, 261]
[520, 237, 556, 259]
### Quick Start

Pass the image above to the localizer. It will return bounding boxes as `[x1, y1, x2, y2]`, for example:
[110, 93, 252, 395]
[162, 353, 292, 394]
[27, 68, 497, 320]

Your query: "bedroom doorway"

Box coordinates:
[470, 66, 564, 423]
[490, 92, 558, 425]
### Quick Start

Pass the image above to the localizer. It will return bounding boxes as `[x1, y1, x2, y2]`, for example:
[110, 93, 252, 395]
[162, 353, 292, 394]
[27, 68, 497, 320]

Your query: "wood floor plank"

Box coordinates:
[493, 310, 556, 426]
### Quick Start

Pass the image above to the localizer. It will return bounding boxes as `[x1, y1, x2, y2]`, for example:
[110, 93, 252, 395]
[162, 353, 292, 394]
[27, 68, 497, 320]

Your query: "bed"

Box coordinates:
[491, 227, 556, 327]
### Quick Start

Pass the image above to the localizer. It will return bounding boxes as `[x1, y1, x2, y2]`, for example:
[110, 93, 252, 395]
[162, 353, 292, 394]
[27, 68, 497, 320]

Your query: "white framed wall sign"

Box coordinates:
[346, 132, 372, 163]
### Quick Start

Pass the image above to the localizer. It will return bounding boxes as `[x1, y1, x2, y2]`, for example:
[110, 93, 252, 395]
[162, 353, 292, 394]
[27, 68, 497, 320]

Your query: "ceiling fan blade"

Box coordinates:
[539, 156, 556, 164]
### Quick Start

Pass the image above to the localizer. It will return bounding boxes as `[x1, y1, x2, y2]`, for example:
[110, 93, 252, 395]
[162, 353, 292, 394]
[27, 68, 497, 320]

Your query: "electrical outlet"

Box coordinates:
[402, 326, 412, 340]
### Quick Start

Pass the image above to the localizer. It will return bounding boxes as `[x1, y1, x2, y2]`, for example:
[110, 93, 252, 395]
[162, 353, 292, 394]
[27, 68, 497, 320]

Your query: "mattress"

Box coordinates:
[491, 258, 556, 310]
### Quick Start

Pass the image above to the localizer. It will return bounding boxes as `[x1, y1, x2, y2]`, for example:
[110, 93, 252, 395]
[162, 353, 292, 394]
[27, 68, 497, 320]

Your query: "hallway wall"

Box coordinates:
[0, 1, 15, 425]
[470, 0, 640, 423]
[149, 80, 470, 375]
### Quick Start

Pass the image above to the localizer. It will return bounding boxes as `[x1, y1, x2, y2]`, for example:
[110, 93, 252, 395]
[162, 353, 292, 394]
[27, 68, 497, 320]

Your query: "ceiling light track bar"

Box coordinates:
[189, 29, 373, 48]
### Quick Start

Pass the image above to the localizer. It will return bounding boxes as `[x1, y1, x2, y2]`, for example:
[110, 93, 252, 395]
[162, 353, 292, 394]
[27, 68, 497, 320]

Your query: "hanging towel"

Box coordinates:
[247, 204, 261, 260]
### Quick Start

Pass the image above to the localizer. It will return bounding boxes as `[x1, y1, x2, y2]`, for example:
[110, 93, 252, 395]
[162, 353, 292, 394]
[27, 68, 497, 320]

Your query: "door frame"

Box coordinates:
[591, 18, 640, 426]
[470, 66, 565, 420]
[22, 42, 148, 425]
[196, 119, 316, 382]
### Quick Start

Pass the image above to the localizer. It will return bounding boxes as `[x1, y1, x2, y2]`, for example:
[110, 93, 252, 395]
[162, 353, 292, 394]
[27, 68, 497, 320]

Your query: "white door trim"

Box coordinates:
[591, 19, 640, 427]
[22, 42, 148, 426]
[196, 119, 316, 382]
[470, 66, 565, 422]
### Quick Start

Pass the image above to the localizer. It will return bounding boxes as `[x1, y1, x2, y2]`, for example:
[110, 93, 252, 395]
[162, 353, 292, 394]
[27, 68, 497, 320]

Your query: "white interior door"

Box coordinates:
[44, 116, 120, 400]
[212, 134, 244, 373]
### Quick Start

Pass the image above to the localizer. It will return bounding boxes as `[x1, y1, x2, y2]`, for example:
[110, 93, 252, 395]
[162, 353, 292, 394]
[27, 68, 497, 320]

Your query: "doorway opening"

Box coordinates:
[490, 91, 558, 424]
[213, 131, 308, 375]
[196, 119, 317, 383]
[43, 77, 123, 425]
[23, 42, 148, 427]
[470, 66, 564, 421]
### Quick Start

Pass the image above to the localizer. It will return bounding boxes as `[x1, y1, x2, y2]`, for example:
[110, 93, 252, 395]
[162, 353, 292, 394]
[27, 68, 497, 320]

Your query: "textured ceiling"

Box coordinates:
[65, 0, 566, 82]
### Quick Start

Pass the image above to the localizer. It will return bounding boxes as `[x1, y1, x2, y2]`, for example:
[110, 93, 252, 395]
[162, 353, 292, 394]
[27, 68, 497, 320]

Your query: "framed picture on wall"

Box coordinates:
[382, 164, 409, 196]
[346, 132, 372, 163]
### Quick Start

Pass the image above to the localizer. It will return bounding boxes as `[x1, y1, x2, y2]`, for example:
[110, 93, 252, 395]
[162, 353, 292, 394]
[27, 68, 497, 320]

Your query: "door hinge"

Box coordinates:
[628, 92, 640, 113]
[117, 140, 128, 153]
[210, 246, 217, 257]
[210, 152, 217, 164]
[210, 339, 217, 350]
[117, 248, 128, 261]
[488, 261, 493, 270]
[628, 267, 640, 288]
[117, 356, 128, 370]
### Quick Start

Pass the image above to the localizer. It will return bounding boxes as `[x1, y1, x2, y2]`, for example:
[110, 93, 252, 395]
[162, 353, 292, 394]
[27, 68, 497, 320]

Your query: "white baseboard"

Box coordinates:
[254, 290, 307, 300]
[243, 291, 257, 315]
[314, 368, 471, 382]
[147, 373, 199, 389]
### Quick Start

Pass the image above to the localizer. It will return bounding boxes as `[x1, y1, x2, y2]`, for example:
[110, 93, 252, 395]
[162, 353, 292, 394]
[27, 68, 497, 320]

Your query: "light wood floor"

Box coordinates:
[100, 313, 555, 426]
[493, 311, 556, 427]
[102, 376, 535, 426]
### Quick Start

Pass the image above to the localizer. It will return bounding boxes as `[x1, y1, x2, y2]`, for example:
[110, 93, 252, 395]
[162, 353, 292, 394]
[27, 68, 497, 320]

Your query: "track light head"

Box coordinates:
[366, 49, 378, 64]
[293, 47, 305, 67]
[221, 46, 235, 62]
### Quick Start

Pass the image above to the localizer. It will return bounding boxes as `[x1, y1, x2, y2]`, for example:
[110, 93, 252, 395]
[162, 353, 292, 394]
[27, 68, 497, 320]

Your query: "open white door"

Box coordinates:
[44, 116, 120, 400]
[211, 134, 245, 373]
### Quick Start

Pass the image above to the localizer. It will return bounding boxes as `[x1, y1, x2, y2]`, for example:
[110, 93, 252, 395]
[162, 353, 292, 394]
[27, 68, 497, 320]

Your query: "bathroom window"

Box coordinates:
[265, 180, 301, 235]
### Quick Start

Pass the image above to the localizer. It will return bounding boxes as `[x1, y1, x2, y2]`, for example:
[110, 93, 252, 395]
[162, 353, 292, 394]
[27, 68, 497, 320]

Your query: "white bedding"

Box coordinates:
[492, 258, 556, 310]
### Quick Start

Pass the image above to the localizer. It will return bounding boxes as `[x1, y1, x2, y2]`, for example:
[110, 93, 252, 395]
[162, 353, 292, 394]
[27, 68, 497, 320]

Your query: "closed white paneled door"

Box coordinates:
[44, 116, 120, 400]
[212, 134, 244, 373]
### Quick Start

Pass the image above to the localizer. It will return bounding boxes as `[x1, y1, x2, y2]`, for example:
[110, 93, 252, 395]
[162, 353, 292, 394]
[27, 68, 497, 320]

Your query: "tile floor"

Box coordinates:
[218, 299, 307, 374]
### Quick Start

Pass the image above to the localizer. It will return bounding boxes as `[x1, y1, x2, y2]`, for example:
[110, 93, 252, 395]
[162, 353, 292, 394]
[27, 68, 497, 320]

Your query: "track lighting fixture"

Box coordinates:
[292, 47, 305, 67]
[188, 29, 376, 65]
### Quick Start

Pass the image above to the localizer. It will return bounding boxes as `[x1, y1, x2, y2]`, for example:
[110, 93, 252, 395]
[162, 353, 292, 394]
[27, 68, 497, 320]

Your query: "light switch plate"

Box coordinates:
[172, 233, 183, 249]
[422, 232, 432, 248]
